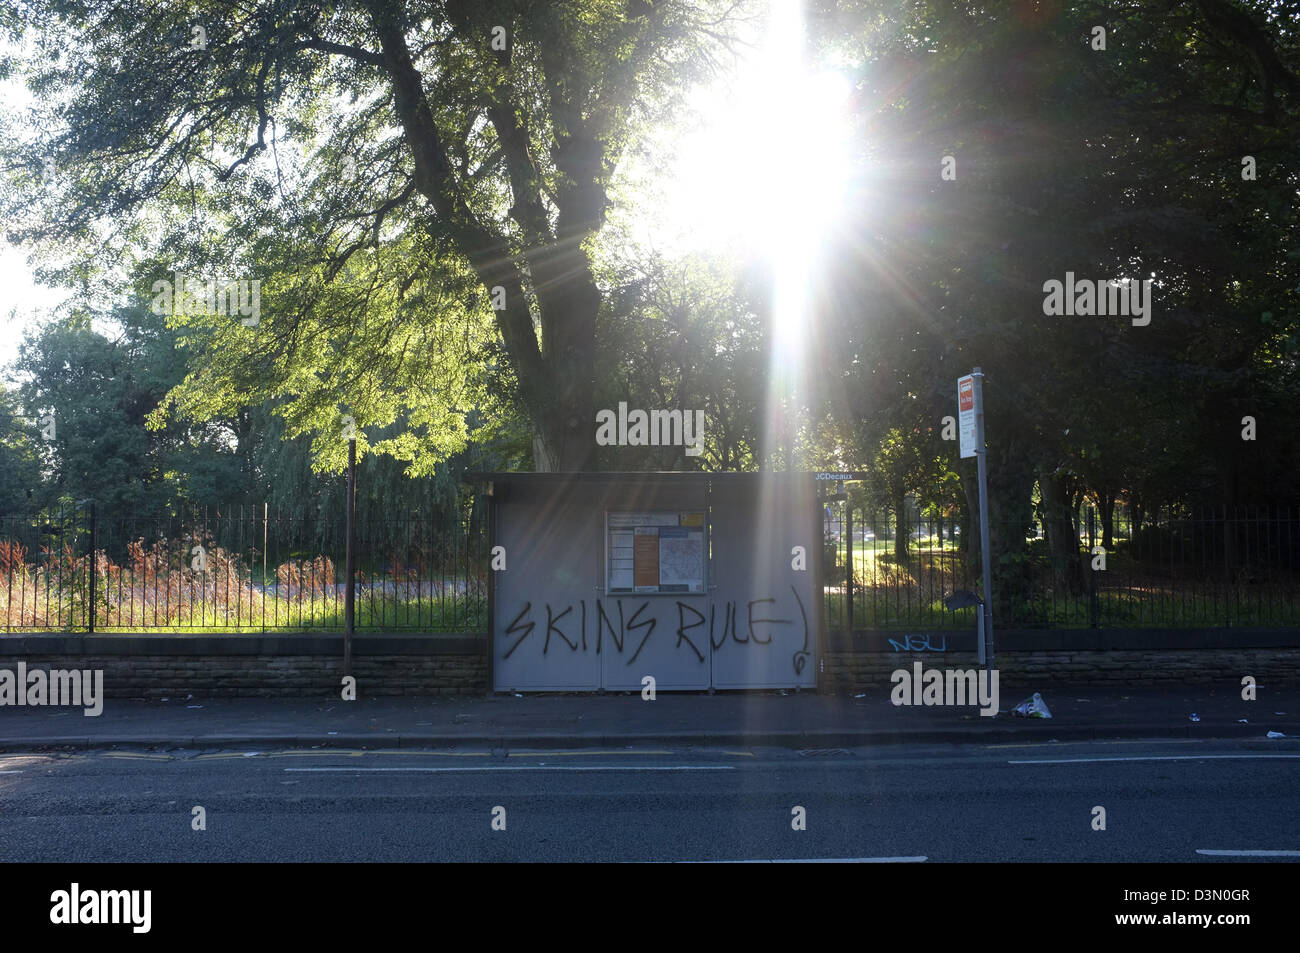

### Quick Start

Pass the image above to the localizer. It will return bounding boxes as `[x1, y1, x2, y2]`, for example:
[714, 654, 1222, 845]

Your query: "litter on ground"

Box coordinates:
[1011, 693, 1052, 718]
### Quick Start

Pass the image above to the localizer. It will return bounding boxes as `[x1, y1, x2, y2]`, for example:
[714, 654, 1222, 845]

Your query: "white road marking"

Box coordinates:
[507, 749, 673, 757]
[686, 856, 927, 864]
[283, 765, 736, 773]
[987, 738, 1209, 749]
[0, 770, 23, 774]
[1009, 754, 1300, 765]
[1196, 849, 1300, 857]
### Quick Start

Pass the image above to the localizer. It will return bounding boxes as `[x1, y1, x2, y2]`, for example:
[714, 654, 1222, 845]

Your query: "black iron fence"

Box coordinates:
[10, 492, 1296, 634]
[1, 497, 489, 633]
[823, 501, 1300, 629]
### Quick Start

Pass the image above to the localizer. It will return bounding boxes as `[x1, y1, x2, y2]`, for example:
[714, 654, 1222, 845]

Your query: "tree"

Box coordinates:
[808, 0, 1300, 612]
[0, 387, 44, 513]
[3, 0, 738, 473]
[11, 306, 248, 514]
[596, 248, 767, 470]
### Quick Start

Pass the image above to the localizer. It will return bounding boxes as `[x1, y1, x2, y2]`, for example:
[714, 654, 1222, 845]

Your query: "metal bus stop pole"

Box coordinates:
[344, 436, 356, 678]
[973, 367, 994, 676]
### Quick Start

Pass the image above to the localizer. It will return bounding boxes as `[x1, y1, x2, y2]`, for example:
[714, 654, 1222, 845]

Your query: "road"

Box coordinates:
[1, 739, 1298, 862]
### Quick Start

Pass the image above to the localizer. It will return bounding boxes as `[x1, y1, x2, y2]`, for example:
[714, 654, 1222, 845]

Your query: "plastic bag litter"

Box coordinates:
[1238, 719, 1248, 723]
[1189, 713, 1200, 722]
[1267, 731, 1286, 739]
[1010, 692, 1052, 718]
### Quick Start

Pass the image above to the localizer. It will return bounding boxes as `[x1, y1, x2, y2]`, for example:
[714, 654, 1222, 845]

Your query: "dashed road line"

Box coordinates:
[686, 856, 927, 863]
[195, 752, 263, 760]
[506, 749, 672, 757]
[365, 749, 491, 757]
[986, 739, 1211, 750]
[102, 752, 174, 761]
[284, 765, 735, 773]
[1010, 754, 1300, 764]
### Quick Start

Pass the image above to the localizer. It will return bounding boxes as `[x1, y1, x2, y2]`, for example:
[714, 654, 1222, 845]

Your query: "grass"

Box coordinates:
[0, 538, 487, 634]
[825, 532, 1300, 628]
[7, 529, 1295, 633]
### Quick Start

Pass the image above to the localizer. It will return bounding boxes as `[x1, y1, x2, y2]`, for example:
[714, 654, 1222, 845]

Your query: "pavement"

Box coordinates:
[1, 683, 1297, 750]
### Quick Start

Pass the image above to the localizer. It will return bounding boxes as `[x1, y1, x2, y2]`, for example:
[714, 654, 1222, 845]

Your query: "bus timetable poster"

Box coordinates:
[606, 511, 705, 594]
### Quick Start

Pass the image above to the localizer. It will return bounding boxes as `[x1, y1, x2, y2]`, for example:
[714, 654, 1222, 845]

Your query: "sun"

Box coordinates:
[616, 0, 858, 471]
[653, 0, 855, 267]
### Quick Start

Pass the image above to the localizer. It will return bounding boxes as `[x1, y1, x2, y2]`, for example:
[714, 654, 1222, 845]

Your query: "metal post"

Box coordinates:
[485, 483, 496, 697]
[844, 496, 854, 634]
[1088, 505, 1099, 627]
[973, 368, 994, 674]
[86, 501, 96, 635]
[344, 437, 356, 677]
[813, 476, 828, 694]
[262, 502, 268, 632]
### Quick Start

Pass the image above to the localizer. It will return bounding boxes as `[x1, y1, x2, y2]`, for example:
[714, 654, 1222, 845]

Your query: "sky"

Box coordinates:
[0, 246, 70, 372]
[0, 55, 71, 373]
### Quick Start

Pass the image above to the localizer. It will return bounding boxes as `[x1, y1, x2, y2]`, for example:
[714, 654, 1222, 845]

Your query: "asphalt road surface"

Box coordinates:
[2, 738, 1298, 862]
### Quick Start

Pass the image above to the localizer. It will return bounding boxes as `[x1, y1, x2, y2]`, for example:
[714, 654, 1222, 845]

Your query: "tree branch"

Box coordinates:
[361, 0, 548, 415]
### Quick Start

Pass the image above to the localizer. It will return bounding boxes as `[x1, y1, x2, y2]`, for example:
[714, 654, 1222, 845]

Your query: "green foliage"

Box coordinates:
[808, 0, 1300, 533]
[595, 246, 766, 469]
[11, 306, 249, 513]
[3, 0, 1298, 554]
[0, 388, 43, 512]
[2, 0, 742, 472]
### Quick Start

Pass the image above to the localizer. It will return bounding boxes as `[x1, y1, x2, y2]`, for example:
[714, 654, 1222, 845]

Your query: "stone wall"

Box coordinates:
[2, 628, 1297, 696]
[820, 627, 1300, 692]
[0, 634, 485, 697]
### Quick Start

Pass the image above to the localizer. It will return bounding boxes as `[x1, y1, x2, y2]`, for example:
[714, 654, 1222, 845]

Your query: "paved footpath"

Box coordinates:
[1, 683, 1297, 750]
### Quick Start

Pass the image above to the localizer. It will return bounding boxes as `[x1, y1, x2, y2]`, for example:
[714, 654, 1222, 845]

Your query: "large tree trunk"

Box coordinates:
[1040, 471, 1085, 596]
[529, 277, 597, 471]
[1070, 485, 1086, 544]
[533, 396, 595, 472]
[368, 1, 605, 473]
[1096, 489, 1116, 551]
[985, 442, 1037, 620]
[892, 485, 909, 563]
